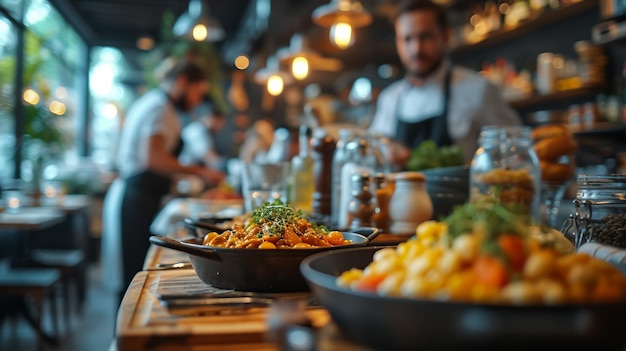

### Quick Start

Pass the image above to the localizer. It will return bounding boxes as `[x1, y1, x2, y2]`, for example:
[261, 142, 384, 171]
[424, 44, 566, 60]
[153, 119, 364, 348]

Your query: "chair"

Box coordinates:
[29, 249, 86, 325]
[0, 268, 61, 351]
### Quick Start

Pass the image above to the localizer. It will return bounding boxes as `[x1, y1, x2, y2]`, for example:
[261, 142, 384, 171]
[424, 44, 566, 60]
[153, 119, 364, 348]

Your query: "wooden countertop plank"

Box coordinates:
[116, 270, 330, 351]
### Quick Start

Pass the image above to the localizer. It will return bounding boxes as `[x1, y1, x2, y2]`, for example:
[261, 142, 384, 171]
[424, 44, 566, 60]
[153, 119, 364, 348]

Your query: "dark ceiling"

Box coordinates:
[62, 0, 253, 49]
[53, 0, 403, 68]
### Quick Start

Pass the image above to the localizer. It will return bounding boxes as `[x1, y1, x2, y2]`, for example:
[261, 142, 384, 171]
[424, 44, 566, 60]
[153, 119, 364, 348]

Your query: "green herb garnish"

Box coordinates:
[249, 199, 304, 237]
[444, 199, 531, 246]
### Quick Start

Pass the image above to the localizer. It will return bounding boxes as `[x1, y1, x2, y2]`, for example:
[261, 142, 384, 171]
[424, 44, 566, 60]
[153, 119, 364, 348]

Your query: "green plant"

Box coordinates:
[141, 10, 232, 115]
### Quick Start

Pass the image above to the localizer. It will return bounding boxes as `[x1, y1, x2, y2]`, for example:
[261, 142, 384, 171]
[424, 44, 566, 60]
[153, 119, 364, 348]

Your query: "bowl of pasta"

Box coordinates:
[300, 201, 626, 350]
[150, 201, 379, 292]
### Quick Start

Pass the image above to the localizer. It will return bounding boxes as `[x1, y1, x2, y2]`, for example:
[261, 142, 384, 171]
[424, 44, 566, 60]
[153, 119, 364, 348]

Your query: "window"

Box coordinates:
[0, 14, 17, 179]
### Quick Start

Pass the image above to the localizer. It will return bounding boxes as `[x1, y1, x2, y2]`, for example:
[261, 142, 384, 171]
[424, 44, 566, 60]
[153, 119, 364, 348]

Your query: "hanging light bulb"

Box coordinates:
[312, 0, 372, 50]
[173, 0, 225, 42]
[192, 24, 208, 41]
[256, 54, 292, 96]
[267, 75, 284, 96]
[291, 57, 309, 80]
[330, 22, 354, 49]
[279, 34, 342, 81]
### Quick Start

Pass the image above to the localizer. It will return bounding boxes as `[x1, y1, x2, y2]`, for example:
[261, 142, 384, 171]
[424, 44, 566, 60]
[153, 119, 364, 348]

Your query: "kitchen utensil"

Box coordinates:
[149, 227, 380, 292]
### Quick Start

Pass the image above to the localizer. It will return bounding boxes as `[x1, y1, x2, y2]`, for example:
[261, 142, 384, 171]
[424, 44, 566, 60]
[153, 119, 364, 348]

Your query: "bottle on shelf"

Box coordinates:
[289, 125, 315, 213]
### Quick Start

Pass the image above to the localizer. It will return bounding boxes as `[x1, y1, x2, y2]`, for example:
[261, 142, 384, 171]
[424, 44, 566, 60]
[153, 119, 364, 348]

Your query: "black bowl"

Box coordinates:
[300, 247, 626, 351]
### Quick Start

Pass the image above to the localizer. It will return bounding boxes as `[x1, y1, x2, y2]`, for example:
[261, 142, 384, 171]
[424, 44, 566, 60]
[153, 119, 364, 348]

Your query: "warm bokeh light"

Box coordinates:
[267, 74, 284, 96]
[291, 57, 309, 80]
[330, 22, 353, 49]
[55, 86, 67, 99]
[136, 36, 155, 51]
[102, 102, 118, 119]
[192, 24, 208, 41]
[23, 89, 40, 105]
[234, 55, 250, 70]
[49, 100, 66, 115]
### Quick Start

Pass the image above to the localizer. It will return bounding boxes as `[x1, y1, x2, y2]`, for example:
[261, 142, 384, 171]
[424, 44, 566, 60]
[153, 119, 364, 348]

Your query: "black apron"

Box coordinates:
[119, 93, 185, 291]
[394, 69, 453, 150]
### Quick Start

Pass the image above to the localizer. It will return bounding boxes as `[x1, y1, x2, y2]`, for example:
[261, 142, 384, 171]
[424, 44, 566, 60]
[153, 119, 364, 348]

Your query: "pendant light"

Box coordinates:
[173, 0, 225, 42]
[278, 34, 343, 80]
[255, 54, 293, 96]
[312, 0, 372, 49]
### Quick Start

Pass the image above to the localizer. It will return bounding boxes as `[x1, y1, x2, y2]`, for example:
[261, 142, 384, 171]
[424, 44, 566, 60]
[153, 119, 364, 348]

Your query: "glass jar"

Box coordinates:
[470, 126, 541, 222]
[564, 175, 626, 249]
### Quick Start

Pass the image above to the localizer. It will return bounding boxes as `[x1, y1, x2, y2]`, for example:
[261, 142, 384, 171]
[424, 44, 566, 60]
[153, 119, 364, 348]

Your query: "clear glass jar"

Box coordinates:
[470, 126, 541, 222]
[564, 175, 626, 249]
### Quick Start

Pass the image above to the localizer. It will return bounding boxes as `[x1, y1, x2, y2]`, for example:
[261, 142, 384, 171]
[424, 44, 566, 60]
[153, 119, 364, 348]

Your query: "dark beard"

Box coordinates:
[408, 56, 444, 80]
[171, 94, 190, 112]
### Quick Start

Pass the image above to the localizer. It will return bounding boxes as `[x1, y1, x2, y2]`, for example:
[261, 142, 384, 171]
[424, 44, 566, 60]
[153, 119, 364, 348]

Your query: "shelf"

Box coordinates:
[508, 86, 603, 111]
[450, 0, 599, 56]
[571, 122, 626, 136]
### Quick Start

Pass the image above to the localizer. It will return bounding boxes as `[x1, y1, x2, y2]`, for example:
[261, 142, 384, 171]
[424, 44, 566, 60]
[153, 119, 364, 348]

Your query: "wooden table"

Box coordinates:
[0, 207, 66, 230]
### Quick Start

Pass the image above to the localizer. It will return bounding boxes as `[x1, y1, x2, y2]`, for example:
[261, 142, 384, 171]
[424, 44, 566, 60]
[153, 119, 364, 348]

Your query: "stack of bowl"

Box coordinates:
[421, 165, 469, 220]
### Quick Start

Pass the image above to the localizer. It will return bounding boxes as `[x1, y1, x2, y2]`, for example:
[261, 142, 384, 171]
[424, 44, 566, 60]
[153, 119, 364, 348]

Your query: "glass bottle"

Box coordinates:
[563, 175, 626, 249]
[338, 138, 376, 229]
[289, 125, 314, 213]
[331, 128, 357, 227]
[470, 126, 541, 222]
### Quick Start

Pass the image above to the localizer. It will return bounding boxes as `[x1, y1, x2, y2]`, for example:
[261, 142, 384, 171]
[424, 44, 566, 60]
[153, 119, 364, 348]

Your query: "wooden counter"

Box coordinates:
[115, 270, 332, 351]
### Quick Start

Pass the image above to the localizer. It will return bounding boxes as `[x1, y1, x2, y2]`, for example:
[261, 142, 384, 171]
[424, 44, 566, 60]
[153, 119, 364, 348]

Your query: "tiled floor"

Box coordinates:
[0, 263, 117, 351]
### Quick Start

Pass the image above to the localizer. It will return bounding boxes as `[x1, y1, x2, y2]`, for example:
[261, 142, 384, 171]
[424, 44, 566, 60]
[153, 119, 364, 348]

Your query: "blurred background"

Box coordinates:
[2, 0, 626, 349]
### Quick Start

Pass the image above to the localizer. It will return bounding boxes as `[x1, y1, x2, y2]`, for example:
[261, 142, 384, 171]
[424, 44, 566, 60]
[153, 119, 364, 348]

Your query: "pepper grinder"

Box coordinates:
[347, 173, 374, 229]
[311, 132, 336, 217]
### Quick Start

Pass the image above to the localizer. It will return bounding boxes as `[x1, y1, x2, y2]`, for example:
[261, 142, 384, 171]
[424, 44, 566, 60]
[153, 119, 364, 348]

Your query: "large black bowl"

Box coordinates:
[149, 228, 379, 292]
[300, 247, 626, 351]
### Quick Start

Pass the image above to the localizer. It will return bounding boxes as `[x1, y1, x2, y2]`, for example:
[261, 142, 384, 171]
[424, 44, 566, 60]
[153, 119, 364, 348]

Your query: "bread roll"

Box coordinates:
[533, 135, 578, 161]
[540, 161, 574, 183]
[531, 124, 569, 141]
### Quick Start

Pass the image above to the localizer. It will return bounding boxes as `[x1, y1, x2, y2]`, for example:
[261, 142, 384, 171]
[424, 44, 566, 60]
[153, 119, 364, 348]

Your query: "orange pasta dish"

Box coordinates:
[202, 201, 349, 249]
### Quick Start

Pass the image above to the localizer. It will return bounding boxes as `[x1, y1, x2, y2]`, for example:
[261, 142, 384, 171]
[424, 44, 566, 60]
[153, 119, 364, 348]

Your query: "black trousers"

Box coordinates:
[119, 171, 170, 291]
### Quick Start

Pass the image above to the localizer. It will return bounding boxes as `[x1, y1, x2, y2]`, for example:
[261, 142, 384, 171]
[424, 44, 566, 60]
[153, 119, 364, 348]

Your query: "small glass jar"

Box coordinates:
[470, 126, 541, 222]
[564, 175, 626, 249]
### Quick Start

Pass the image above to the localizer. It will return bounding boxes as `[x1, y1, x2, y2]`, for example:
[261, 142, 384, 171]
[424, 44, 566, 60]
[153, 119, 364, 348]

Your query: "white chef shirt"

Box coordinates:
[116, 90, 182, 178]
[368, 61, 520, 162]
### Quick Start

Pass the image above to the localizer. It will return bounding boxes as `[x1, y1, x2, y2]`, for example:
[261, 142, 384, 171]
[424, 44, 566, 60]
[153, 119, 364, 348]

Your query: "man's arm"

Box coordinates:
[146, 134, 224, 185]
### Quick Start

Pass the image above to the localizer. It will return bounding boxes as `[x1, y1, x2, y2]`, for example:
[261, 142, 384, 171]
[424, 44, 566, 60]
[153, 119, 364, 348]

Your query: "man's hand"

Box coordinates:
[193, 166, 225, 186]
[386, 141, 411, 168]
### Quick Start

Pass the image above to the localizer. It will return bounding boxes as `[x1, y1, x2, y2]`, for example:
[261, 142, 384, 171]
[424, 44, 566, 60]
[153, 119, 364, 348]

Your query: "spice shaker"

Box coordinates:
[347, 173, 374, 229]
[388, 172, 432, 235]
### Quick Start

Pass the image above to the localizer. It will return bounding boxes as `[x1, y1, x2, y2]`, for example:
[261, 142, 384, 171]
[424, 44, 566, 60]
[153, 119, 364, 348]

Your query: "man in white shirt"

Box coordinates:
[105, 61, 224, 299]
[368, 0, 520, 164]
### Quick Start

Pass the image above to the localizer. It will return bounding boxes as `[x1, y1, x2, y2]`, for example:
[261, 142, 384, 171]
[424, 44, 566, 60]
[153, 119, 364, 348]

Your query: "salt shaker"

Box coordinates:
[388, 172, 432, 235]
[347, 173, 374, 230]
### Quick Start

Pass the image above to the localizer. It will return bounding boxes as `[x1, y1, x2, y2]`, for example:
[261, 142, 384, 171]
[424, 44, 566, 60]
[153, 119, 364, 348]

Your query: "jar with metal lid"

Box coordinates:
[564, 175, 626, 249]
[470, 126, 541, 222]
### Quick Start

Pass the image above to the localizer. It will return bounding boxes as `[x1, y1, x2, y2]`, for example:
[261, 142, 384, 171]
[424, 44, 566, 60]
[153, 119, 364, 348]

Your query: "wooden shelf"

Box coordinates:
[508, 86, 602, 111]
[451, 0, 599, 56]
[571, 122, 626, 136]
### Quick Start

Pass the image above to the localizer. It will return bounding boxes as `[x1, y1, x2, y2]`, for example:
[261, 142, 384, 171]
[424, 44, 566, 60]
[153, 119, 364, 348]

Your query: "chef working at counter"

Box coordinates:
[103, 60, 225, 301]
[369, 0, 520, 165]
